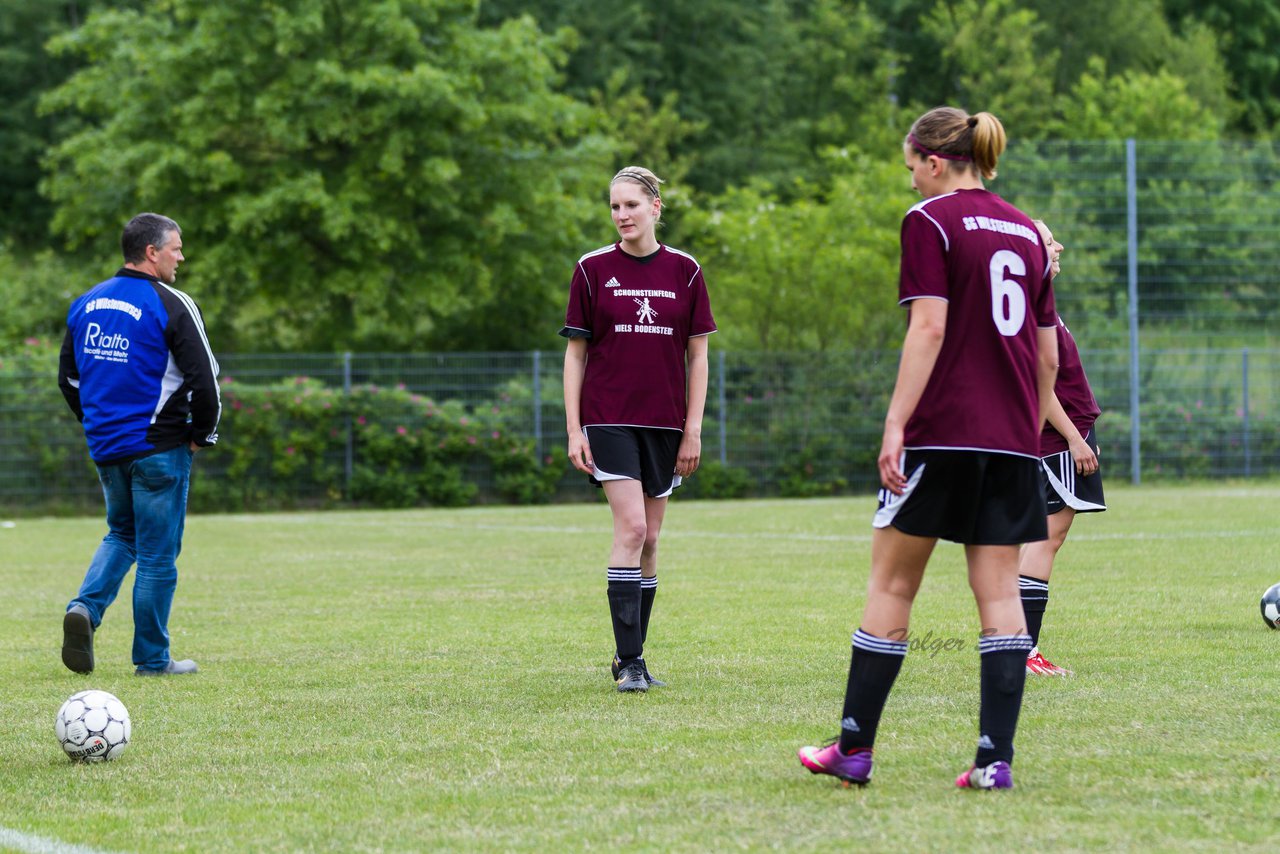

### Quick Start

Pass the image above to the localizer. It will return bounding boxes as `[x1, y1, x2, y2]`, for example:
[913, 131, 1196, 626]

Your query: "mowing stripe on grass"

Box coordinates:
[0, 827, 119, 854]
[370, 520, 1279, 545]
[223, 514, 1279, 545]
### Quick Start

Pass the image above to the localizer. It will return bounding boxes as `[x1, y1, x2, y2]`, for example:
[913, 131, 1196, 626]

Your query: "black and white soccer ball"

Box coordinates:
[1261, 582, 1280, 630]
[55, 689, 131, 762]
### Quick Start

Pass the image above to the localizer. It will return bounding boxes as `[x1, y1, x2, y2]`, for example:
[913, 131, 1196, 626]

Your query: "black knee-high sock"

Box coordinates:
[1019, 575, 1049, 647]
[640, 574, 657, 649]
[976, 634, 1032, 766]
[607, 567, 643, 664]
[838, 628, 908, 753]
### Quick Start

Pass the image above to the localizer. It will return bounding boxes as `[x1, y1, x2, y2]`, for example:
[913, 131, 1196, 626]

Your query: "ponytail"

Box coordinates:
[907, 107, 1007, 181]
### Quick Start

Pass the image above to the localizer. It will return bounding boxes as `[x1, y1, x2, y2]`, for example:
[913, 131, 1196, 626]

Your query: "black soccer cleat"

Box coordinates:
[615, 662, 648, 693]
[612, 655, 666, 688]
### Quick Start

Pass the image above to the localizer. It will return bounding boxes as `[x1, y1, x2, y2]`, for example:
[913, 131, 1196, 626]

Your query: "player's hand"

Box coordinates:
[675, 433, 701, 477]
[567, 431, 593, 474]
[878, 423, 906, 495]
[1068, 436, 1098, 475]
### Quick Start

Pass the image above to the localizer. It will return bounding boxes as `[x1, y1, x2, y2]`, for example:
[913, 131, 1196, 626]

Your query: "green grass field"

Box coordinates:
[1, 484, 1277, 852]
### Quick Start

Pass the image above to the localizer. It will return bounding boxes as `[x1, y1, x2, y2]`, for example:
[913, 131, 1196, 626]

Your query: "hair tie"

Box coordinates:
[908, 133, 972, 163]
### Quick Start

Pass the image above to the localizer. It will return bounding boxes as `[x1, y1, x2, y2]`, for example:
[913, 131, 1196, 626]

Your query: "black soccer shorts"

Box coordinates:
[873, 449, 1047, 545]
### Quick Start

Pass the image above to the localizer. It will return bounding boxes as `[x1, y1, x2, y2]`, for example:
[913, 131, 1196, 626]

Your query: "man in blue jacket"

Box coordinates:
[57, 212, 221, 676]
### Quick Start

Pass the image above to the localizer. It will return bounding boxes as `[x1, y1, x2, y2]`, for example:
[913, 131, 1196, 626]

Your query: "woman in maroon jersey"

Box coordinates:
[1019, 219, 1107, 678]
[799, 107, 1059, 790]
[560, 165, 717, 693]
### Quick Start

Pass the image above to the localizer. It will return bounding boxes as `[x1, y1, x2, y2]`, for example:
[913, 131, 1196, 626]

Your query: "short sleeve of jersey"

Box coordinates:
[688, 266, 717, 336]
[898, 210, 949, 303]
[560, 261, 594, 338]
[1034, 270, 1057, 328]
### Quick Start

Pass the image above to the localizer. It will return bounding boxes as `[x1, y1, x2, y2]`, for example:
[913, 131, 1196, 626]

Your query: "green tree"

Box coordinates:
[918, 0, 1058, 135]
[683, 152, 909, 352]
[1164, 0, 1280, 134]
[478, 0, 900, 195]
[1051, 58, 1224, 141]
[0, 1, 139, 243]
[39, 0, 615, 352]
[875, 0, 1236, 141]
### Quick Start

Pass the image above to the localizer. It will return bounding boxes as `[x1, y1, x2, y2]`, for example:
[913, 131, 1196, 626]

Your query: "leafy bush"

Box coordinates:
[188, 377, 566, 511]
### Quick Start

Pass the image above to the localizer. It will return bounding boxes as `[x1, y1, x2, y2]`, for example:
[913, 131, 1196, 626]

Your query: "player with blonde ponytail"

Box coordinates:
[799, 106, 1059, 791]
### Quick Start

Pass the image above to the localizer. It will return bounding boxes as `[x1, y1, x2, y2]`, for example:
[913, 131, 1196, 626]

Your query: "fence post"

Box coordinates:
[1243, 347, 1251, 477]
[1126, 138, 1142, 485]
[532, 350, 543, 464]
[717, 349, 727, 466]
[343, 351, 353, 497]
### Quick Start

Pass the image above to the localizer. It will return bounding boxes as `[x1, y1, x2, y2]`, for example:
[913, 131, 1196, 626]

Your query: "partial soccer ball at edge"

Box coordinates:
[55, 689, 131, 762]
[1261, 582, 1280, 630]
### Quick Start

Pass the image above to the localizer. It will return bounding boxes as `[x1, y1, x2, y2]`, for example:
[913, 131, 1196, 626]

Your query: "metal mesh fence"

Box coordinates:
[3, 140, 1279, 510]
[3, 345, 1278, 512]
[998, 140, 1280, 349]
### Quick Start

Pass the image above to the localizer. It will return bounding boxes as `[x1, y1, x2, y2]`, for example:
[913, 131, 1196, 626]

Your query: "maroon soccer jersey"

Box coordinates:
[1040, 314, 1101, 455]
[560, 243, 717, 430]
[898, 189, 1056, 458]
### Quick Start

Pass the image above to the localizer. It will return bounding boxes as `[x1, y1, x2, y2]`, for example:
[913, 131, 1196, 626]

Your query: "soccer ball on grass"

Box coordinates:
[1261, 582, 1280, 630]
[56, 690, 131, 762]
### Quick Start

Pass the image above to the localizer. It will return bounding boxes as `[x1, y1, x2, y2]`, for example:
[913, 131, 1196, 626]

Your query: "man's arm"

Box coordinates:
[57, 326, 84, 422]
[167, 296, 221, 447]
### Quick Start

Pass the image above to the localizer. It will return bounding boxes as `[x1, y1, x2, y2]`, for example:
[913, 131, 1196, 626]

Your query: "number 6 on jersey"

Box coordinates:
[990, 249, 1027, 336]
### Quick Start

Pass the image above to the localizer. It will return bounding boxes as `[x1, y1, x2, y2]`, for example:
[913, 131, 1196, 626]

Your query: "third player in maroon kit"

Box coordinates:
[561, 166, 716, 693]
[1019, 220, 1107, 678]
[799, 106, 1059, 790]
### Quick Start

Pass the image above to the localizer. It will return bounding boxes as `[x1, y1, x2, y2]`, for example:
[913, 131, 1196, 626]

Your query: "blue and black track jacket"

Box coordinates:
[58, 268, 221, 466]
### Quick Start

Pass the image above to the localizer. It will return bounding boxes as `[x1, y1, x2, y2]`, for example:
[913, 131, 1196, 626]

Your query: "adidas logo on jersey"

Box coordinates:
[604, 276, 621, 288]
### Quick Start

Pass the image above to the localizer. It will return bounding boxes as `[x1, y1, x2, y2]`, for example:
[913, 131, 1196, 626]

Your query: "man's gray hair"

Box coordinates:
[121, 213, 181, 264]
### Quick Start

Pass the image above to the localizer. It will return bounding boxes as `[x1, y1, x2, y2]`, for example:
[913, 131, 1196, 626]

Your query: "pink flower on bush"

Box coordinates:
[467, 436, 477, 445]
[459, 416, 469, 425]
[491, 431, 500, 439]
[284, 446, 296, 456]
[396, 426, 408, 436]
[357, 416, 367, 425]
[396, 383, 407, 391]
[232, 399, 243, 410]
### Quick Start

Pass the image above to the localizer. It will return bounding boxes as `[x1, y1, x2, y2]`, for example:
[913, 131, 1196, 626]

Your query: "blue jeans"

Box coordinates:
[69, 445, 193, 671]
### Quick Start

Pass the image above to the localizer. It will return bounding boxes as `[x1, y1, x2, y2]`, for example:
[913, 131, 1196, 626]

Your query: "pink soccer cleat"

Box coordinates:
[798, 740, 873, 787]
[955, 761, 1013, 790]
